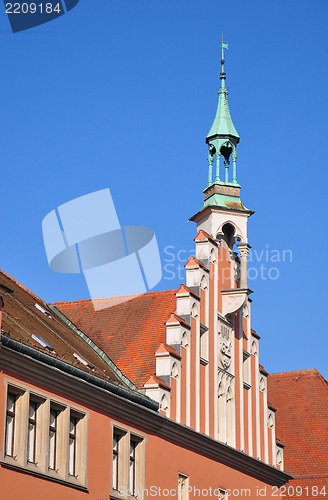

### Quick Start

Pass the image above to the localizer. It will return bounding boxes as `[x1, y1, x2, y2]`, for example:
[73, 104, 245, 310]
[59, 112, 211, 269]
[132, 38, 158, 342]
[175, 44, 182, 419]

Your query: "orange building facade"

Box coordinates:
[0, 53, 298, 499]
[0, 269, 290, 499]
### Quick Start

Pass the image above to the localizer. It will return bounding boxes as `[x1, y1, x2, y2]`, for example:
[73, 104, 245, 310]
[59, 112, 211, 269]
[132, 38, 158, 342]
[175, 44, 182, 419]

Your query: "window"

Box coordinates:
[69, 415, 78, 476]
[27, 399, 38, 463]
[112, 432, 120, 490]
[48, 408, 58, 470]
[200, 324, 208, 361]
[243, 350, 251, 387]
[178, 474, 189, 499]
[218, 489, 227, 500]
[111, 426, 146, 500]
[5, 392, 17, 457]
[129, 437, 137, 495]
[2, 382, 87, 489]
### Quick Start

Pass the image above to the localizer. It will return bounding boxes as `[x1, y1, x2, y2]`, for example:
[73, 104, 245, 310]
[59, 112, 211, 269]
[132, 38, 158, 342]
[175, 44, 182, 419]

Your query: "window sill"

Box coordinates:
[0, 458, 88, 491]
[110, 488, 144, 500]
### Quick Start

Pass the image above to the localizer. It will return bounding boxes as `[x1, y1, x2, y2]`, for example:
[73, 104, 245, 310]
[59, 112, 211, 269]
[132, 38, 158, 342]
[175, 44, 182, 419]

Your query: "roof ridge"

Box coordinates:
[0, 269, 45, 305]
[52, 288, 177, 306]
[269, 368, 318, 377]
[314, 369, 328, 391]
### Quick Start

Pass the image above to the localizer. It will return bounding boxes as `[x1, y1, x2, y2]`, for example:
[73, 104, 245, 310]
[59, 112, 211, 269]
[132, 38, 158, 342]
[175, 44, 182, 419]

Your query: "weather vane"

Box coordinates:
[219, 35, 228, 73]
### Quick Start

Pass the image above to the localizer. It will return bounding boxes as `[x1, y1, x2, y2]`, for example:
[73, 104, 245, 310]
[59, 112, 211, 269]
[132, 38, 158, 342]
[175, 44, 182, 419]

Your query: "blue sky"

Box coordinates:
[0, 0, 327, 379]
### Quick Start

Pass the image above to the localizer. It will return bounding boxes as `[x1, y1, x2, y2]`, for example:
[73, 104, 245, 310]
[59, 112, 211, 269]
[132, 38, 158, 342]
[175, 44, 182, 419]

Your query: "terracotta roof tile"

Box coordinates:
[0, 270, 125, 386]
[194, 230, 218, 245]
[176, 284, 200, 299]
[165, 313, 191, 329]
[268, 368, 328, 478]
[184, 256, 209, 271]
[54, 289, 177, 388]
[259, 364, 268, 376]
[251, 328, 261, 339]
[144, 374, 171, 391]
[156, 342, 181, 359]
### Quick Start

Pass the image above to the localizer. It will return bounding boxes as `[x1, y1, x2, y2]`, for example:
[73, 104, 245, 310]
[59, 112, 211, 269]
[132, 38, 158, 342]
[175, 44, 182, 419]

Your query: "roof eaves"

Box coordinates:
[0, 333, 158, 411]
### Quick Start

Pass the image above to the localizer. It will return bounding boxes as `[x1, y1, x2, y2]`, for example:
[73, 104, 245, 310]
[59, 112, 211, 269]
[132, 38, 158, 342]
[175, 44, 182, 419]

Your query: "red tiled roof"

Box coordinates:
[259, 364, 268, 376]
[0, 270, 125, 386]
[165, 313, 191, 329]
[184, 255, 209, 271]
[194, 230, 217, 245]
[282, 478, 327, 500]
[268, 369, 328, 479]
[251, 328, 261, 339]
[53, 289, 177, 388]
[144, 374, 171, 391]
[156, 342, 181, 360]
[176, 284, 199, 299]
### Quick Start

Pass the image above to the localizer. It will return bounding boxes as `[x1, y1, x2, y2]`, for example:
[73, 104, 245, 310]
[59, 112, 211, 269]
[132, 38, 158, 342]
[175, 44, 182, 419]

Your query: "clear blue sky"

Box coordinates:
[1, 0, 327, 379]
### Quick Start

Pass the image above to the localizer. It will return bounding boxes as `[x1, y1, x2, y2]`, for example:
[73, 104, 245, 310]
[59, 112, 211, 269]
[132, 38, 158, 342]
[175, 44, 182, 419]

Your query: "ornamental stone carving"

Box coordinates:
[219, 325, 232, 369]
[221, 289, 248, 317]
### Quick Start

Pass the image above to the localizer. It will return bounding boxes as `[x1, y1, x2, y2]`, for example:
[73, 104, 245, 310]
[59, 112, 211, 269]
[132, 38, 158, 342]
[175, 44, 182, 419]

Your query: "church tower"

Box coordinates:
[190, 41, 253, 290]
[143, 42, 283, 468]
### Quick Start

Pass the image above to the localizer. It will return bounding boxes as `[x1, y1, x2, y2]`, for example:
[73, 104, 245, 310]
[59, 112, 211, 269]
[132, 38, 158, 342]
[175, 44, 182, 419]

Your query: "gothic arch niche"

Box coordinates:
[160, 394, 169, 416]
[276, 449, 283, 468]
[191, 302, 199, 319]
[181, 331, 189, 349]
[250, 340, 258, 356]
[267, 413, 274, 429]
[218, 377, 226, 442]
[200, 274, 208, 291]
[209, 248, 217, 264]
[171, 362, 179, 380]
[259, 377, 266, 392]
[226, 384, 234, 446]
[243, 304, 249, 319]
[200, 274, 209, 329]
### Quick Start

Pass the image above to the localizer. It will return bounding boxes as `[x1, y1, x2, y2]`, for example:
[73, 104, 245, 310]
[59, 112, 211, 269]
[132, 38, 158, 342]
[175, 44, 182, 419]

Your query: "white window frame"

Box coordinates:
[1, 380, 88, 489]
[178, 473, 189, 499]
[110, 424, 146, 500]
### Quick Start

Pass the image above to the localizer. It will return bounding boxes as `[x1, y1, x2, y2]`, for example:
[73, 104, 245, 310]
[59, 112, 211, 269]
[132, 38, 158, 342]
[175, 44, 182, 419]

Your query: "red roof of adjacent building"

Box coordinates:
[268, 368, 328, 486]
[53, 289, 177, 388]
[0, 269, 126, 386]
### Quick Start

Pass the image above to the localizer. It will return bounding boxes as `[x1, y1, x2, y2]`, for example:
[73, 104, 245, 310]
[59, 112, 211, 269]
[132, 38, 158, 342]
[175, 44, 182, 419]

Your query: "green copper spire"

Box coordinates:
[189, 41, 254, 224]
[206, 38, 240, 186]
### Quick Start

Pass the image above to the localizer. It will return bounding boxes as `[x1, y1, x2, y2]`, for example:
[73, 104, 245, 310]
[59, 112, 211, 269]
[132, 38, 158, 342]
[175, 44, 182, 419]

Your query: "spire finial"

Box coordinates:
[219, 35, 228, 76]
